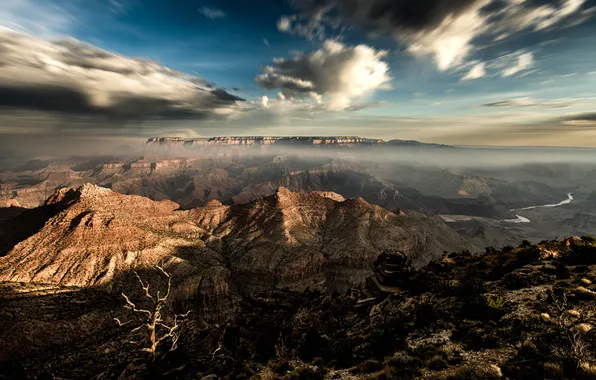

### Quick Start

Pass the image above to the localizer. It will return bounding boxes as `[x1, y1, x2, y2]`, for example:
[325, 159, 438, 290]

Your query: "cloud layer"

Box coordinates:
[0, 29, 243, 121]
[198, 7, 226, 20]
[255, 40, 391, 110]
[282, 0, 595, 70]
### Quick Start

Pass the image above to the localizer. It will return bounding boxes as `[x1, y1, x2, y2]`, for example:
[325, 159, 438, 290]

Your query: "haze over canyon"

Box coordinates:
[1, 0, 596, 378]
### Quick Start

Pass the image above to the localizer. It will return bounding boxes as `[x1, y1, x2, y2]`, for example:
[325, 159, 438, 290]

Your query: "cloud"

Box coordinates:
[263, 38, 270, 47]
[558, 112, 596, 126]
[277, 14, 327, 40]
[501, 52, 534, 77]
[461, 62, 486, 80]
[0, 29, 243, 121]
[261, 96, 269, 108]
[479, 97, 569, 108]
[283, 0, 595, 70]
[198, 7, 226, 20]
[255, 40, 391, 110]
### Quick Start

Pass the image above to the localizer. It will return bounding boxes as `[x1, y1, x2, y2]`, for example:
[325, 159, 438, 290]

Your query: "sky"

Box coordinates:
[0, 0, 596, 147]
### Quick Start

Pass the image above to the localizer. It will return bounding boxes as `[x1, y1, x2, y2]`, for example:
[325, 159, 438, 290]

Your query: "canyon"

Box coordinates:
[0, 141, 595, 379]
[0, 184, 473, 314]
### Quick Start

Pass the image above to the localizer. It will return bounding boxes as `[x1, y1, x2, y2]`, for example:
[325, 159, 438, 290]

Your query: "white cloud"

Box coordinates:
[405, 1, 489, 71]
[0, 29, 243, 120]
[499, 0, 588, 32]
[502, 52, 534, 77]
[255, 40, 391, 110]
[461, 62, 486, 81]
[261, 96, 269, 108]
[277, 16, 292, 32]
[283, 0, 593, 71]
[198, 7, 226, 20]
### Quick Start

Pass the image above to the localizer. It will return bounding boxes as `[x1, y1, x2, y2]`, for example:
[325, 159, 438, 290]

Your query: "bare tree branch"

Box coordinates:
[115, 266, 192, 363]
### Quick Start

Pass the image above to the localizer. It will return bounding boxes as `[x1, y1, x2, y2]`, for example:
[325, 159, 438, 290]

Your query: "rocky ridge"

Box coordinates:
[145, 136, 456, 149]
[146, 136, 384, 148]
[0, 184, 474, 316]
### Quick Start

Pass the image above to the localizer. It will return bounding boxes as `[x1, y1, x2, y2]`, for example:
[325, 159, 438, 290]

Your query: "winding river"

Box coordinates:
[505, 193, 573, 223]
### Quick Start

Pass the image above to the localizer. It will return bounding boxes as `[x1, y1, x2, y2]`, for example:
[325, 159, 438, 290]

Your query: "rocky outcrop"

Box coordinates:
[4, 237, 596, 378]
[146, 137, 185, 148]
[146, 136, 385, 148]
[145, 136, 455, 149]
[0, 184, 474, 318]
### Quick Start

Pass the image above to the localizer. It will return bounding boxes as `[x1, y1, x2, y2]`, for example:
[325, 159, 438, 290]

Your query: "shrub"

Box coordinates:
[543, 362, 564, 379]
[382, 352, 422, 379]
[284, 366, 323, 380]
[311, 357, 324, 368]
[352, 359, 383, 374]
[446, 364, 502, 380]
[426, 354, 448, 370]
[485, 295, 505, 310]
[268, 359, 290, 374]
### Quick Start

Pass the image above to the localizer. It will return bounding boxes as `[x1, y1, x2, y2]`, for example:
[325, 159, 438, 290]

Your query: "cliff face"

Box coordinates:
[146, 136, 384, 148]
[0, 184, 474, 318]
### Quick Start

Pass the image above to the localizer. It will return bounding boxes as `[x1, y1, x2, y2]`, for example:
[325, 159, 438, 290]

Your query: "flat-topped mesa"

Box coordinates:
[146, 136, 386, 148]
[147, 137, 185, 143]
[146, 137, 186, 148]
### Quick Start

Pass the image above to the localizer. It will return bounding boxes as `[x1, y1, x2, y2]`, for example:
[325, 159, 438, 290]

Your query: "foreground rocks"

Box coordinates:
[1, 237, 596, 379]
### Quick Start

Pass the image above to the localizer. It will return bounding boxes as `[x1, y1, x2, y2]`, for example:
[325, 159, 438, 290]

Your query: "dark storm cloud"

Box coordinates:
[558, 112, 596, 125]
[290, 0, 480, 34]
[0, 29, 244, 122]
[289, 0, 593, 35]
[282, 0, 595, 71]
[0, 85, 94, 114]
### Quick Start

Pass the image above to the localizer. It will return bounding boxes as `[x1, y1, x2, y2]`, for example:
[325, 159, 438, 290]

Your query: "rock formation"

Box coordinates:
[173, 136, 383, 148]
[0, 184, 474, 318]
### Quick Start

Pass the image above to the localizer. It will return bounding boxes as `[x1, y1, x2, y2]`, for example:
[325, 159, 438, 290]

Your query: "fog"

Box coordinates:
[1, 135, 596, 171]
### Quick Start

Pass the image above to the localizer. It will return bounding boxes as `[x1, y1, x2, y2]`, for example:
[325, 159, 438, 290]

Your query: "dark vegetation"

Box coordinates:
[2, 237, 596, 379]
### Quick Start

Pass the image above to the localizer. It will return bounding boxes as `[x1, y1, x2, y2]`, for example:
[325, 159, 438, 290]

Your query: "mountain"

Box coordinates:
[0, 185, 475, 316]
[147, 136, 384, 148]
[2, 151, 593, 254]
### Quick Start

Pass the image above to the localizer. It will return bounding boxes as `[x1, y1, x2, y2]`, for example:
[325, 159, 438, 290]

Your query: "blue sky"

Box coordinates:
[0, 0, 596, 146]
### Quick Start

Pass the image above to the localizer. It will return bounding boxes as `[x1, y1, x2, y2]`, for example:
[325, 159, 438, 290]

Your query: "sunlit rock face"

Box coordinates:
[0, 184, 473, 319]
[145, 136, 385, 148]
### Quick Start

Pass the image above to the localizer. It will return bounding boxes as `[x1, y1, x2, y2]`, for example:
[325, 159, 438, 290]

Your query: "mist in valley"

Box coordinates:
[1, 138, 595, 251]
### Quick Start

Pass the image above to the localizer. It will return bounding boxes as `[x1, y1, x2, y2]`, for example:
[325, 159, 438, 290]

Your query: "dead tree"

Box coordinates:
[115, 265, 191, 363]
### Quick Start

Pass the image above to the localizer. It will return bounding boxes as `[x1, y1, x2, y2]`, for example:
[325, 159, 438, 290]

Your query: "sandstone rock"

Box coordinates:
[5, 199, 20, 208]
[147, 136, 385, 148]
[0, 184, 473, 319]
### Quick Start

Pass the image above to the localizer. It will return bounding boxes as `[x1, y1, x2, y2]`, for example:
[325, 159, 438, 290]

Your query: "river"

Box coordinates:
[505, 193, 573, 223]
